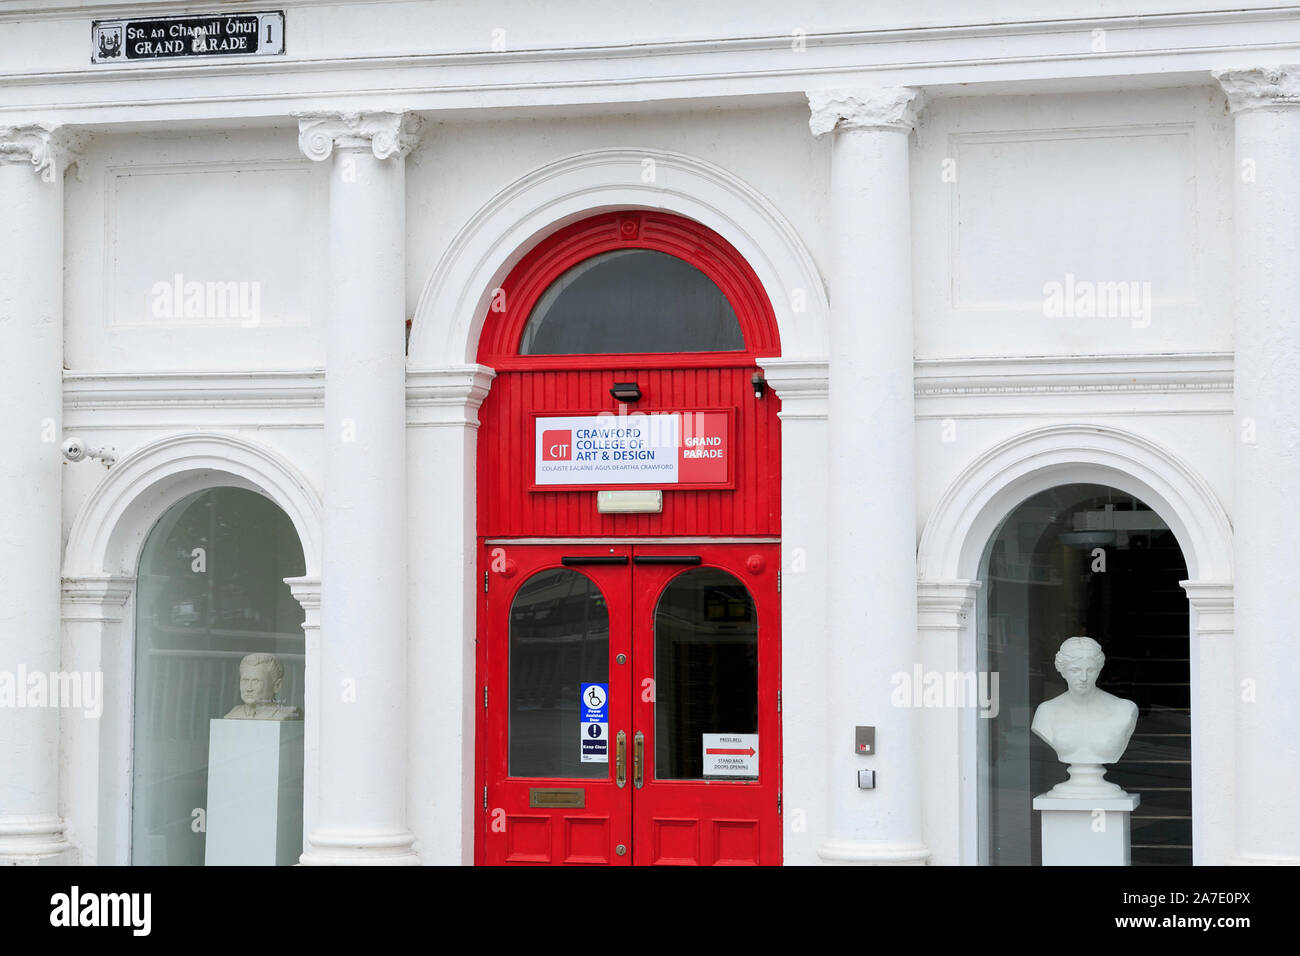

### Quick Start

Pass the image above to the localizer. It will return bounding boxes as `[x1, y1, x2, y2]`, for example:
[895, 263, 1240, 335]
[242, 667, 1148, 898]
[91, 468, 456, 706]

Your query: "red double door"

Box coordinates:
[479, 541, 781, 865]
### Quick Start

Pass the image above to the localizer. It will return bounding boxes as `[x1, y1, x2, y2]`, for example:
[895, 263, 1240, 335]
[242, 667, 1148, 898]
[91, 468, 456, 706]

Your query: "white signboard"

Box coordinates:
[702, 733, 759, 778]
[535, 411, 730, 487]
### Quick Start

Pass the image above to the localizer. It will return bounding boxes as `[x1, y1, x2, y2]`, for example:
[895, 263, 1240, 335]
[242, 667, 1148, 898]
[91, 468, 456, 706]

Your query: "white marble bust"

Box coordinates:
[224, 653, 302, 721]
[1031, 636, 1137, 797]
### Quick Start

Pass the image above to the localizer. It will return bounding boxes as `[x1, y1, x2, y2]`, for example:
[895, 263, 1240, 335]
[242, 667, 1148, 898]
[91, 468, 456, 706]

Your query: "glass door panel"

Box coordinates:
[509, 567, 611, 779]
[652, 568, 758, 780]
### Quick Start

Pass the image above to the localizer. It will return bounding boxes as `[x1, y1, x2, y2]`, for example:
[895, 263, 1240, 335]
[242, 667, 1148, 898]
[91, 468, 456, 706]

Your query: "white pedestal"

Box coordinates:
[1033, 793, 1140, 866]
[205, 719, 305, 866]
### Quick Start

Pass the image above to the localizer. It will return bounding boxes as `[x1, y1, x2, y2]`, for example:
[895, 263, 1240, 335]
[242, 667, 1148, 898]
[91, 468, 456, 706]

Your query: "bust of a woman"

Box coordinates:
[1031, 636, 1137, 797]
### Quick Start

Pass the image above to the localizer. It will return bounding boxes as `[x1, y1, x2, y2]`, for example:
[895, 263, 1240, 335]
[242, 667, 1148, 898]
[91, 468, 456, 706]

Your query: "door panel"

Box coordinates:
[480, 542, 780, 865]
[630, 544, 780, 866]
[483, 546, 632, 865]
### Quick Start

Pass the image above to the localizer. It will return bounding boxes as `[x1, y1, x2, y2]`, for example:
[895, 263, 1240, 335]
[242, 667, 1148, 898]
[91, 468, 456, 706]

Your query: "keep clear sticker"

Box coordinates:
[580, 683, 609, 763]
[702, 733, 758, 777]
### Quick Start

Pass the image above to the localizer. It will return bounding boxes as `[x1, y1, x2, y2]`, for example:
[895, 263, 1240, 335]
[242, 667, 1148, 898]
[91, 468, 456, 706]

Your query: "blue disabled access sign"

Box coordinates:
[580, 683, 608, 764]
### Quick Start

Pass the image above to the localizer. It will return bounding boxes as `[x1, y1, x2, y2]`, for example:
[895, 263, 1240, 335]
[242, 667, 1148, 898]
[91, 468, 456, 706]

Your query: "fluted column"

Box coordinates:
[0, 125, 79, 864]
[1212, 66, 1300, 865]
[808, 89, 929, 864]
[296, 111, 421, 864]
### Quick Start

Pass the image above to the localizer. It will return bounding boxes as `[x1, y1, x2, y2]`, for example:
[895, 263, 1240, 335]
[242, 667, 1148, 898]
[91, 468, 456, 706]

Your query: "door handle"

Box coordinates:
[632, 555, 702, 565]
[633, 730, 645, 790]
[616, 730, 627, 788]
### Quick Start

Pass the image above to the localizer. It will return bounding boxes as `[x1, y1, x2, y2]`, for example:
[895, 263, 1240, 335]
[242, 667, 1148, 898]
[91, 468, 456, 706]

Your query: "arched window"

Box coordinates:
[477, 210, 779, 367]
[520, 249, 744, 355]
[131, 487, 306, 866]
[977, 483, 1191, 866]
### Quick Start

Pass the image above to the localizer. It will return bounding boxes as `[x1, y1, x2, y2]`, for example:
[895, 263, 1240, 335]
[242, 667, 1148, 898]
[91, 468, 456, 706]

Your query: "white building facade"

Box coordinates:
[1, 0, 1297, 866]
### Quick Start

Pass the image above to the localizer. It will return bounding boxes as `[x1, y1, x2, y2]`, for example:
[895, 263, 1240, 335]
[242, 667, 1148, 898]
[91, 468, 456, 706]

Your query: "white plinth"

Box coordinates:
[205, 719, 305, 866]
[1033, 792, 1140, 866]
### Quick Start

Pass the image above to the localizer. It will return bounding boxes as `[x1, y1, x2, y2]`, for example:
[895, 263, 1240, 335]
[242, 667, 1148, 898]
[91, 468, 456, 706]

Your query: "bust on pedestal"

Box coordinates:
[205, 653, 304, 866]
[1031, 637, 1140, 865]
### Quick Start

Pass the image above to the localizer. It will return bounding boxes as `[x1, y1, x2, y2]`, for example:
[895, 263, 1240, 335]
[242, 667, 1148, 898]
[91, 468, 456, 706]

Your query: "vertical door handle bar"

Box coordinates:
[616, 730, 627, 788]
[633, 731, 644, 789]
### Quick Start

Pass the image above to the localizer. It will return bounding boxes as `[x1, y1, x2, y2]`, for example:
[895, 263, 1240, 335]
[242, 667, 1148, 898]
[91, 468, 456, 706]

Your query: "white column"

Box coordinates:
[0, 125, 79, 865]
[756, 357, 830, 865]
[406, 366, 494, 864]
[1212, 65, 1300, 865]
[297, 111, 421, 865]
[808, 89, 929, 864]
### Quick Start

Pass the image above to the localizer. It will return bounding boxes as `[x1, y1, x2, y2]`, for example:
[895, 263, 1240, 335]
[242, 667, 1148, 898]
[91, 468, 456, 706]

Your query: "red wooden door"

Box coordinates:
[480, 542, 781, 865]
[481, 544, 634, 865]
[629, 542, 781, 866]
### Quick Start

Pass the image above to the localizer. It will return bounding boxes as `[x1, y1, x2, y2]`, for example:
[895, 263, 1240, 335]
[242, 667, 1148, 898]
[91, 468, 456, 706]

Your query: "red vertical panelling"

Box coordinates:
[476, 366, 781, 538]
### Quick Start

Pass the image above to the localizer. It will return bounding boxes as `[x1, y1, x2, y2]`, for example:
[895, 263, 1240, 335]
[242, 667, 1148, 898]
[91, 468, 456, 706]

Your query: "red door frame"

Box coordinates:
[472, 209, 784, 864]
[477, 543, 781, 865]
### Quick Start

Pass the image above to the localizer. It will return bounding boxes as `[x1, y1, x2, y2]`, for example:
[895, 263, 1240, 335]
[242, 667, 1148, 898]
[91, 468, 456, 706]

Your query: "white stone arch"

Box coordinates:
[918, 423, 1232, 584]
[915, 422, 1235, 866]
[60, 432, 322, 865]
[65, 431, 321, 580]
[407, 146, 830, 368]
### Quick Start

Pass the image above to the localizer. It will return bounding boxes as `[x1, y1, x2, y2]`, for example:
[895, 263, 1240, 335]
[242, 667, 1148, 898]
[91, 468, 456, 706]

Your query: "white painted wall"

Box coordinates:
[3, 0, 1286, 866]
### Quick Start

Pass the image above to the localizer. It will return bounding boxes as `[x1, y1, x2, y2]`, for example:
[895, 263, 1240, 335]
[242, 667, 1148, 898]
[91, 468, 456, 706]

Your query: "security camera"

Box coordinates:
[61, 437, 86, 462]
[61, 437, 115, 467]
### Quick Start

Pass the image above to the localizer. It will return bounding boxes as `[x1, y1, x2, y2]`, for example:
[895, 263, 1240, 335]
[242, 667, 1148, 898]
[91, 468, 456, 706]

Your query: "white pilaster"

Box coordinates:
[1180, 580, 1234, 865]
[808, 88, 930, 864]
[916, 579, 981, 866]
[405, 365, 494, 865]
[296, 111, 422, 865]
[284, 575, 322, 858]
[0, 124, 80, 865]
[1212, 66, 1300, 866]
[756, 357, 829, 864]
[60, 576, 134, 866]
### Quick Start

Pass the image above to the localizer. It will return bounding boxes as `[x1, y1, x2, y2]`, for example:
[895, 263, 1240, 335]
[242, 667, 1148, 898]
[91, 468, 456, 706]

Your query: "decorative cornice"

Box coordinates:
[1212, 65, 1300, 112]
[0, 124, 84, 182]
[1181, 580, 1234, 637]
[295, 111, 423, 162]
[755, 357, 829, 414]
[406, 365, 497, 427]
[284, 575, 322, 612]
[62, 574, 135, 623]
[807, 87, 926, 136]
[917, 579, 982, 634]
[914, 352, 1233, 399]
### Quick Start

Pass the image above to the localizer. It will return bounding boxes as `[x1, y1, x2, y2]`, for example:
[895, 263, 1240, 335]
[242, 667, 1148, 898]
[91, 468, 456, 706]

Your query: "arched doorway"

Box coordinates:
[130, 487, 306, 865]
[977, 483, 1191, 866]
[474, 210, 783, 865]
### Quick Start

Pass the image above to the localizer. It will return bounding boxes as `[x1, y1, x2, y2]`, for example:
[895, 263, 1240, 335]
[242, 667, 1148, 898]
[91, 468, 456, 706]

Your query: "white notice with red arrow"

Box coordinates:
[702, 733, 759, 778]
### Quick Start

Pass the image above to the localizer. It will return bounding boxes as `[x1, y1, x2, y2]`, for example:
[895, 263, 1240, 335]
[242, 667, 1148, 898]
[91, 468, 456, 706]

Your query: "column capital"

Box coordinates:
[0, 124, 85, 183]
[1212, 66, 1300, 112]
[295, 111, 423, 162]
[807, 87, 926, 137]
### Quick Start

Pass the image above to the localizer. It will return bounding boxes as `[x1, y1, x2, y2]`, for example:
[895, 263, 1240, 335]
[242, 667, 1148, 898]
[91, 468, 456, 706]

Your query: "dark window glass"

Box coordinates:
[509, 569, 610, 778]
[654, 568, 758, 780]
[519, 249, 745, 355]
[978, 484, 1191, 866]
